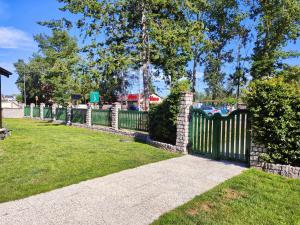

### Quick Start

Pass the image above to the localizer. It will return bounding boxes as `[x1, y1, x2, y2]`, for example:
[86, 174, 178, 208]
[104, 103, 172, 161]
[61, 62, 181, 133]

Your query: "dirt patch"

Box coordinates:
[223, 188, 247, 200]
[186, 201, 214, 216]
[186, 208, 198, 216]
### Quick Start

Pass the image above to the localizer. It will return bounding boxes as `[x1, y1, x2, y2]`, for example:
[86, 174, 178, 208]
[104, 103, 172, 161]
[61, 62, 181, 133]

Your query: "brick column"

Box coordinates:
[30, 103, 34, 119]
[67, 105, 72, 125]
[40, 103, 45, 120]
[176, 92, 193, 154]
[111, 102, 121, 130]
[86, 105, 92, 127]
[52, 104, 57, 121]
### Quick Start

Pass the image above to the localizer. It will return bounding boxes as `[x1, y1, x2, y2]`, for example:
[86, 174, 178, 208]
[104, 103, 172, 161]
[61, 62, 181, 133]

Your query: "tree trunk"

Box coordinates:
[141, 1, 150, 111]
[192, 51, 197, 96]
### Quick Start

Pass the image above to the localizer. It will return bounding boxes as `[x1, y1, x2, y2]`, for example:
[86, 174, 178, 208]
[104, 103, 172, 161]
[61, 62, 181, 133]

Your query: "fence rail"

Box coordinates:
[189, 109, 251, 162]
[44, 107, 52, 119]
[71, 108, 87, 124]
[92, 109, 111, 126]
[118, 110, 149, 132]
[56, 108, 67, 122]
[33, 107, 40, 118]
[24, 106, 30, 117]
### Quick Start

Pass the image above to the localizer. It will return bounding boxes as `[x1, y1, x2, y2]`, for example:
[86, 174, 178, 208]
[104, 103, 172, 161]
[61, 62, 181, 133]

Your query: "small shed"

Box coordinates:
[0, 67, 12, 129]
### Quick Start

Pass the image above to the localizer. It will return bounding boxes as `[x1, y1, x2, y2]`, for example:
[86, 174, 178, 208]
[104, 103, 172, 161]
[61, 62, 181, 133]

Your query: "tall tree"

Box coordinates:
[51, 0, 192, 109]
[203, 0, 245, 99]
[251, 0, 300, 79]
[34, 29, 80, 105]
[15, 30, 80, 105]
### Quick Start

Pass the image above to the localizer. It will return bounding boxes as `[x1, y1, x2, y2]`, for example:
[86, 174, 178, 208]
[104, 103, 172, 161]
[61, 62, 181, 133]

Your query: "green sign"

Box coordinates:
[90, 91, 100, 103]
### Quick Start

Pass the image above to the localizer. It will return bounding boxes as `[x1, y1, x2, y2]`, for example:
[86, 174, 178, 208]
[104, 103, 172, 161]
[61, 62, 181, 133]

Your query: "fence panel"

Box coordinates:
[71, 108, 87, 124]
[91, 109, 111, 126]
[24, 106, 30, 117]
[118, 110, 149, 132]
[189, 109, 250, 162]
[56, 108, 67, 122]
[33, 107, 40, 118]
[44, 107, 52, 119]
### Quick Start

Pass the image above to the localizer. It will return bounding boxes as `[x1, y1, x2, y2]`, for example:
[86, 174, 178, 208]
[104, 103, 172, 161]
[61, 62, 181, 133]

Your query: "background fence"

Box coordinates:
[189, 109, 251, 162]
[71, 108, 87, 124]
[56, 108, 67, 121]
[44, 107, 52, 119]
[118, 110, 149, 132]
[33, 107, 40, 118]
[92, 109, 111, 126]
[24, 106, 30, 117]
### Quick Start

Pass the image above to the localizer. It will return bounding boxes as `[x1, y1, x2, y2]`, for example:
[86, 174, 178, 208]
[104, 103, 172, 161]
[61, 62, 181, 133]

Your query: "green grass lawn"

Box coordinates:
[0, 119, 178, 203]
[152, 169, 300, 225]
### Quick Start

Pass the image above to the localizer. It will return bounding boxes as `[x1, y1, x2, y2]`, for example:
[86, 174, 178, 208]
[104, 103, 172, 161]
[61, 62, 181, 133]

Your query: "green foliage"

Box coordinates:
[251, 0, 300, 79]
[245, 76, 300, 166]
[225, 97, 238, 105]
[149, 80, 191, 144]
[15, 30, 80, 105]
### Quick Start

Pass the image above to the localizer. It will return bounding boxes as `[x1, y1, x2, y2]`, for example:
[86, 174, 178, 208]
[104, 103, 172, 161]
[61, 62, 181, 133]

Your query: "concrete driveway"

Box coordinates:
[0, 155, 246, 225]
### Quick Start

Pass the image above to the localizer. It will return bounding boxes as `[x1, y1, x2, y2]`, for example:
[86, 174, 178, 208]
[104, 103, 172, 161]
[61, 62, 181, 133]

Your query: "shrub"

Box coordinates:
[149, 80, 191, 145]
[245, 76, 300, 166]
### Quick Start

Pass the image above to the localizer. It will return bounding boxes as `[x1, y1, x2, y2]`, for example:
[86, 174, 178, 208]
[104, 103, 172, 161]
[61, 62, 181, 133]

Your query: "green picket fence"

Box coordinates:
[118, 110, 149, 132]
[33, 107, 40, 118]
[71, 108, 87, 124]
[24, 106, 30, 117]
[56, 108, 67, 121]
[91, 109, 111, 126]
[44, 107, 52, 119]
[189, 109, 251, 162]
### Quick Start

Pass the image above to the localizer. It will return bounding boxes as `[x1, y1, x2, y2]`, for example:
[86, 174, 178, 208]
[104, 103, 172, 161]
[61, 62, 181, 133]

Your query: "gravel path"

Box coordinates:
[0, 155, 246, 225]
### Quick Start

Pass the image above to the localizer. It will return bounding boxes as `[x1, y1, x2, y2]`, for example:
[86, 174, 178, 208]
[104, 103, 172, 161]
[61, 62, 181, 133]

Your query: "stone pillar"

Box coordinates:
[67, 105, 72, 125]
[40, 103, 45, 120]
[21, 103, 25, 118]
[176, 92, 193, 154]
[86, 105, 92, 127]
[30, 103, 34, 119]
[111, 102, 121, 130]
[52, 104, 57, 121]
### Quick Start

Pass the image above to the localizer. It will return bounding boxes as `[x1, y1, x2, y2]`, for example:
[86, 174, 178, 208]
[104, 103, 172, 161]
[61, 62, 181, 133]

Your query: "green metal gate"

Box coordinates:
[24, 106, 30, 117]
[92, 109, 111, 126]
[56, 108, 67, 121]
[33, 107, 40, 118]
[44, 107, 52, 119]
[71, 108, 87, 124]
[118, 110, 149, 132]
[189, 109, 251, 162]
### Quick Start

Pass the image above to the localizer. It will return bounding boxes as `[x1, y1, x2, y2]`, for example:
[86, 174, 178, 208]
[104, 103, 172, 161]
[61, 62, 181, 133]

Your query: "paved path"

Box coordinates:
[0, 155, 246, 225]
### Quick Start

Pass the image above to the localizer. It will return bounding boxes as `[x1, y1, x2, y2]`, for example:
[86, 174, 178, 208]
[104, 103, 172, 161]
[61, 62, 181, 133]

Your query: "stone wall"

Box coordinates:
[250, 143, 300, 179]
[2, 108, 23, 118]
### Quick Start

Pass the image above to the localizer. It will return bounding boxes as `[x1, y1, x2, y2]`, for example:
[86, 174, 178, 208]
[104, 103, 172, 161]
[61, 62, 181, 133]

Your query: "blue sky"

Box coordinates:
[0, 0, 299, 96]
[0, 0, 74, 95]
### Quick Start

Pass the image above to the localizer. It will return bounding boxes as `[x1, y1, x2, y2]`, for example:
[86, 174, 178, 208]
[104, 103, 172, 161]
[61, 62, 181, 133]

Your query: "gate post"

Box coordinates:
[212, 114, 222, 159]
[40, 103, 45, 120]
[52, 104, 57, 121]
[176, 92, 193, 154]
[67, 104, 72, 125]
[112, 102, 121, 130]
[86, 105, 92, 127]
[30, 103, 34, 119]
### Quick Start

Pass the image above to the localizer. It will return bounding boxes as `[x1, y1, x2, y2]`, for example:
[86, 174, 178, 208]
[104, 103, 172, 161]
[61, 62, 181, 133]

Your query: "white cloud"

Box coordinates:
[0, 27, 34, 49]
